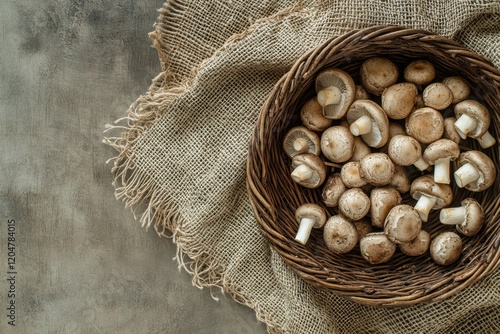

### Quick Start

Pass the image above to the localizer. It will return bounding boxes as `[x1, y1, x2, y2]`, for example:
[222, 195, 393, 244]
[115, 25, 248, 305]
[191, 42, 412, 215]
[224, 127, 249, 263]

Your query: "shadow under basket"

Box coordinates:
[246, 26, 500, 307]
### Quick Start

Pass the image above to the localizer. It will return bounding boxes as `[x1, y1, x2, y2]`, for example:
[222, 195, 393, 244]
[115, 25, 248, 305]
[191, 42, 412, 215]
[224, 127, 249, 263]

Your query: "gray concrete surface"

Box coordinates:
[0, 1, 267, 333]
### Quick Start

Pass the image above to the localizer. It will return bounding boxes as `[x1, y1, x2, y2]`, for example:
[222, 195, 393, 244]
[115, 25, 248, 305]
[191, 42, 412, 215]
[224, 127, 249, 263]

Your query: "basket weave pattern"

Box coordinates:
[246, 26, 500, 306]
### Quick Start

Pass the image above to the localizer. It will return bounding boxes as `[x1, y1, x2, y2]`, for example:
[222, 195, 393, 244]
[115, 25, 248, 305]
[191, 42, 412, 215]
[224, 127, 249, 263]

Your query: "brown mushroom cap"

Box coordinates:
[422, 82, 453, 110]
[294, 203, 328, 245]
[404, 60, 435, 86]
[360, 57, 399, 95]
[381, 82, 418, 119]
[443, 117, 461, 144]
[454, 150, 496, 192]
[370, 186, 402, 228]
[353, 221, 373, 241]
[315, 68, 356, 119]
[290, 153, 326, 188]
[320, 126, 354, 163]
[430, 231, 462, 265]
[338, 188, 371, 221]
[389, 165, 411, 193]
[359, 153, 395, 186]
[384, 204, 422, 244]
[322, 174, 347, 207]
[323, 215, 358, 254]
[399, 230, 430, 256]
[439, 198, 484, 236]
[346, 99, 390, 148]
[300, 98, 333, 132]
[387, 135, 425, 167]
[442, 76, 470, 104]
[406, 107, 444, 144]
[283, 126, 321, 158]
[360, 232, 396, 264]
[453, 100, 491, 139]
[413, 94, 425, 110]
[341, 161, 368, 188]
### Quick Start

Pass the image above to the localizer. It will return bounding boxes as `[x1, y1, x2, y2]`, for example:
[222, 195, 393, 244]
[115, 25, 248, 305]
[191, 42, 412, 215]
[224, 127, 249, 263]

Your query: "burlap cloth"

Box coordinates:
[104, 1, 500, 333]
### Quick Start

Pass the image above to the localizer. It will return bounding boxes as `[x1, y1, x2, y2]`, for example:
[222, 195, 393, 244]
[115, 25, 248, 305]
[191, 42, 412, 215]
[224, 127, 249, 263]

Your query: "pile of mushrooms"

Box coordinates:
[284, 57, 497, 266]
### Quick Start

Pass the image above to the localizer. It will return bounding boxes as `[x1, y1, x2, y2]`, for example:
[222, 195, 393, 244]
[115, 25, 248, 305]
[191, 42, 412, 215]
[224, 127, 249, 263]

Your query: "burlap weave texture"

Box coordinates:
[104, 1, 500, 333]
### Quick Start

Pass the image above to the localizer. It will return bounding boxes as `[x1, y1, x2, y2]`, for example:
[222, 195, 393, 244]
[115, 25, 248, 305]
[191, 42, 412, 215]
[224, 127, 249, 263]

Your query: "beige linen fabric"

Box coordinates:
[104, 1, 500, 333]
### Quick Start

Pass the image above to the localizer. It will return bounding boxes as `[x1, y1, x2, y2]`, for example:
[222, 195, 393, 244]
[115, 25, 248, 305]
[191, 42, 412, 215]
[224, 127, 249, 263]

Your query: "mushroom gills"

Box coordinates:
[454, 163, 480, 188]
[414, 195, 437, 222]
[317, 86, 342, 106]
[295, 217, 316, 245]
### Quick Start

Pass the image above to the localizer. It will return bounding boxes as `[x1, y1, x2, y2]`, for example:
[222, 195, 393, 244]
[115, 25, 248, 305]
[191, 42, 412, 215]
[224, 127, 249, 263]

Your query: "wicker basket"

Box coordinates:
[246, 26, 500, 307]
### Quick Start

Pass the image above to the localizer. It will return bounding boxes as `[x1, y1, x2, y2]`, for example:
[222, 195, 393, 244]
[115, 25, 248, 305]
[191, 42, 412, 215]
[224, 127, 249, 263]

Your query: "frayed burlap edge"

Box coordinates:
[103, 2, 319, 333]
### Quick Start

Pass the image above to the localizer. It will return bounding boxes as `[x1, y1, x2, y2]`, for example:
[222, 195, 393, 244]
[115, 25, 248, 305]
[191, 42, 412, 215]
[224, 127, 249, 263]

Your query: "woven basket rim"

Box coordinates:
[246, 25, 500, 307]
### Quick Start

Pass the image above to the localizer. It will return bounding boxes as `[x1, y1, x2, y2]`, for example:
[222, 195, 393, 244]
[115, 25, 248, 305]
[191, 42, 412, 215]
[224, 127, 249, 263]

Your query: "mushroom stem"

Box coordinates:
[414, 195, 437, 222]
[317, 86, 341, 107]
[434, 157, 451, 184]
[295, 217, 316, 244]
[350, 115, 372, 136]
[477, 131, 496, 149]
[293, 138, 309, 153]
[454, 163, 480, 188]
[413, 157, 430, 171]
[291, 164, 313, 183]
[454, 113, 477, 139]
[439, 206, 466, 226]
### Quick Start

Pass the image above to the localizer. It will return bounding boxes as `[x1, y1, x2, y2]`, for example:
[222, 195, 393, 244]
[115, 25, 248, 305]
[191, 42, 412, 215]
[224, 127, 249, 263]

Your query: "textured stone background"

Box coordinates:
[0, 1, 266, 332]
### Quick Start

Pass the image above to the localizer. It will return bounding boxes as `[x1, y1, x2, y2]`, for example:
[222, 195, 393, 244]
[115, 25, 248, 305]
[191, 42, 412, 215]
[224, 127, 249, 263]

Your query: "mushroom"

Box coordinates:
[360, 57, 399, 95]
[341, 161, 368, 188]
[360, 232, 396, 264]
[443, 117, 461, 144]
[422, 82, 453, 110]
[384, 204, 422, 244]
[381, 82, 418, 119]
[351, 137, 371, 162]
[387, 135, 429, 171]
[399, 230, 430, 256]
[290, 153, 326, 188]
[283, 126, 321, 158]
[315, 68, 356, 119]
[442, 76, 470, 104]
[454, 100, 495, 148]
[439, 198, 484, 236]
[323, 215, 358, 254]
[413, 94, 425, 110]
[422, 139, 460, 184]
[300, 97, 333, 132]
[338, 188, 371, 221]
[410, 175, 453, 222]
[430, 231, 462, 266]
[403, 60, 435, 87]
[359, 153, 395, 186]
[370, 186, 402, 228]
[379, 122, 407, 155]
[353, 220, 373, 241]
[322, 174, 347, 207]
[320, 126, 354, 163]
[454, 150, 496, 192]
[346, 99, 389, 148]
[389, 165, 411, 194]
[355, 84, 370, 100]
[294, 203, 327, 245]
[406, 107, 444, 144]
